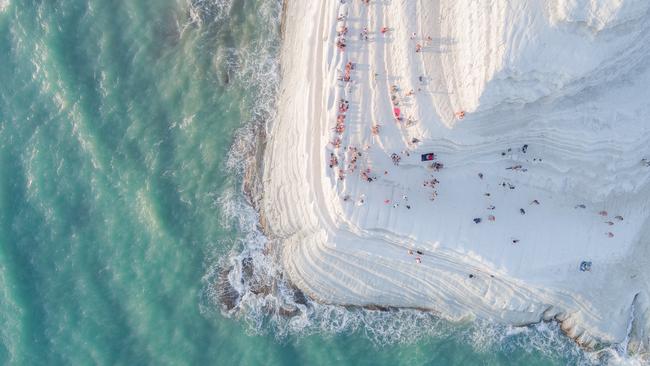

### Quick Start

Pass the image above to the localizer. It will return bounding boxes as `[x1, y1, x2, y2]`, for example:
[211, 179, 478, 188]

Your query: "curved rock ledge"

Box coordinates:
[260, 0, 650, 353]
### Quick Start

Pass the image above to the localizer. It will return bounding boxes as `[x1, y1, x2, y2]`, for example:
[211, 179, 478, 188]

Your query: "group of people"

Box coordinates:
[472, 146, 540, 242]
[336, 6, 430, 196]
[471, 144, 627, 251]
[407, 249, 424, 264]
[389, 85, 404, 122]
[642, 158, 650, 167]
[343, 61, 354, 82]
[390, 153, 401, 165]
[423, 178, 440, 201]
[336, 15, 347, 51]
[330, 6, 367, 185]
[326, 1, 636, 274]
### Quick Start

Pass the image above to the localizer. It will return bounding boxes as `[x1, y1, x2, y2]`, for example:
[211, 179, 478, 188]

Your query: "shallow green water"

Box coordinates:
[0, 0, 629, 364]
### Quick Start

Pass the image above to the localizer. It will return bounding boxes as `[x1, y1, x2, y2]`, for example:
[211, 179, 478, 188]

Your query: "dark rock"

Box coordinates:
[242, 256, 254, 281]
[292, 288, 309, 306]
[217, 267, 239, 311]
[250, 283, 271, 296]
[278, 305, 301, 317]
[365, 304, 391, 311]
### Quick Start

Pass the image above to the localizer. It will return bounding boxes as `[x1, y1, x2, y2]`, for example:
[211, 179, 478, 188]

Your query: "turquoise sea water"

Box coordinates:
[0, 0, 638, 364]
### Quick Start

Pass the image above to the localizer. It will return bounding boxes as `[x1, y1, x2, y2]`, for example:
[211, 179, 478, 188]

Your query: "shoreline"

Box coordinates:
[246, 0, 650, 355]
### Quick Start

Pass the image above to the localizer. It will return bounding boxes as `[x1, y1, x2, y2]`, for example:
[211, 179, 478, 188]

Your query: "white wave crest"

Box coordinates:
[185, 0, 234, 27]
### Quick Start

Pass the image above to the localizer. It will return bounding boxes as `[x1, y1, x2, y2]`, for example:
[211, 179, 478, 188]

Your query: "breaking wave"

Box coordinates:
[0, 0, 9, 14]
[186, 0, 234, 27]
